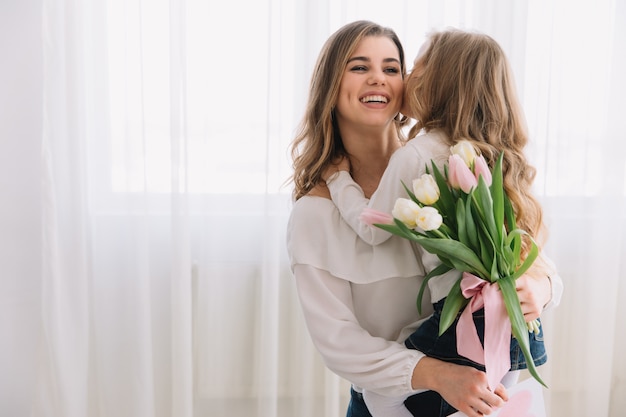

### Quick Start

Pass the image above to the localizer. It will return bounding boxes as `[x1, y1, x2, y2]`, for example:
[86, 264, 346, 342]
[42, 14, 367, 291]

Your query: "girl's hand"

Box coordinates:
[321, 155, 350, 182]
[515, 273, 551, 322]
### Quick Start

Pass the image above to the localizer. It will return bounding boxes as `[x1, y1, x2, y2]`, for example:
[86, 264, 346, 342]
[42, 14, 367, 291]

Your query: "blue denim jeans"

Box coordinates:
[346, 388, 372, 417]
[347, 386, 455, 417]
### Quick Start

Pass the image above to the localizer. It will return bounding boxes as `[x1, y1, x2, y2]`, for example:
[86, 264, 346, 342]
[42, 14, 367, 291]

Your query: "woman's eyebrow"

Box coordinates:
[347, 56, 369, 63]
[347, 56, 400, 64]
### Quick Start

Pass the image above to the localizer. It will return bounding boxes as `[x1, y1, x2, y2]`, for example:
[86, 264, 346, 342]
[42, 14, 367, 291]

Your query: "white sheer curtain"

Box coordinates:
[0, 1, 624, 417]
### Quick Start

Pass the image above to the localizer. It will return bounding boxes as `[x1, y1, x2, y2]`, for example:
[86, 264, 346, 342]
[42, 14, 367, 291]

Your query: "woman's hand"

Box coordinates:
[515, 273, 552, 322]
[413, 357, 508, 416]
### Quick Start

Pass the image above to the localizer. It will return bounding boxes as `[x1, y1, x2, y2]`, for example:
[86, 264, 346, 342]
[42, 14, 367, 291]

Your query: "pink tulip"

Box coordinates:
[473, 155, 492, 186]
[360, 208, 394, 226]
[448, 154, 478, 193]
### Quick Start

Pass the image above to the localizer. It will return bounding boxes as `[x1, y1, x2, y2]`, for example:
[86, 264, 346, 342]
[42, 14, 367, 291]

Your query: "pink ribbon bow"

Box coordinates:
[456, 272, 512, 391]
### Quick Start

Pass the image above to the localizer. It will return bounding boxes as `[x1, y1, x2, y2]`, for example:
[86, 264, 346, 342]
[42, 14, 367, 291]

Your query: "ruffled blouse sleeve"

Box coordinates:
[292, 263, 425, 397]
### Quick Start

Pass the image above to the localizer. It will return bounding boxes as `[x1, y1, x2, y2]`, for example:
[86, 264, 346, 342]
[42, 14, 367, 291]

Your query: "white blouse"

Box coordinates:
[287, 196, 434, 397]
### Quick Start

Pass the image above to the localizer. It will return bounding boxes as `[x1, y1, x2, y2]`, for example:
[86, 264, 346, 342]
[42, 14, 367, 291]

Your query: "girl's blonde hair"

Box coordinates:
[289, 20, 407, 201]
[406, 29, 546, 251]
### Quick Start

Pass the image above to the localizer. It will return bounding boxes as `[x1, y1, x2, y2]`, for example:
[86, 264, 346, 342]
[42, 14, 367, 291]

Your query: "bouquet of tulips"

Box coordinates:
[362, 140, 545, 388]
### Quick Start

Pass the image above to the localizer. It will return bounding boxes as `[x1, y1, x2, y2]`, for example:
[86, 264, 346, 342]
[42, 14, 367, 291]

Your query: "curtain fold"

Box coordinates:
[0, 1, 621, 417]
[36, 1, 93, 416]
[168, 0, 194, 416]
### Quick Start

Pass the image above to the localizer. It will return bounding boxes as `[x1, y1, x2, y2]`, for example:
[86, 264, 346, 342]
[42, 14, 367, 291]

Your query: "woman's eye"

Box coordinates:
[348, 65, 400, 74]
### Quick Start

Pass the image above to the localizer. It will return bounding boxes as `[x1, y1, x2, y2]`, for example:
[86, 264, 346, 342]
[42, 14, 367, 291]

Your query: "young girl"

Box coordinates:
[323, 28, 563, 417]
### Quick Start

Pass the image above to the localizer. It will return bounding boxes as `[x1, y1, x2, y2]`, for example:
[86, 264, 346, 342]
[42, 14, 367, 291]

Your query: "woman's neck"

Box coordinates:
[342, 127, 401, 198]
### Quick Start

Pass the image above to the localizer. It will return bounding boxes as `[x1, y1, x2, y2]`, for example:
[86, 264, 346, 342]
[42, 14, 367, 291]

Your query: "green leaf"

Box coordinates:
[456, 198, 469, 247]
[439, 274, 468, 335]
[497, 242, 514, 277]
[490, 256, 499, 283]
[503, 192, 516, 231]
[401, 180, 421, 206]
[437, 223, 457, 240]
[374, 223, 413, 240]
[464, 195, 479, 251]
[375, 219, 424, 241]
[491, 153, 505, 244]
[430, 161, 457, 228]
[473, 178, 499, 247]
[435, 255, 456, 270]
[417, 263, 452, 314]
[475, 217, 496, 280]
[410, 237, 490, 278]
[507, 233, 539, 280]
[498, 276, 547, 387]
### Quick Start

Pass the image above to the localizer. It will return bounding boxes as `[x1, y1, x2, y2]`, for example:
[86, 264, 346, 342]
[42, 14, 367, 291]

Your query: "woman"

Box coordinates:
[322, 28, 564, 417]
[287, 21, 510, 417]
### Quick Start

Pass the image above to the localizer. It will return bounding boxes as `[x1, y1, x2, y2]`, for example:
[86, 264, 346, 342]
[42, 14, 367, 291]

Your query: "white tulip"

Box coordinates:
[450, 140, 478, 167]
[415, 206, 443, 231]
[413, 174, 440, 205]
[392, 198, 421, 228]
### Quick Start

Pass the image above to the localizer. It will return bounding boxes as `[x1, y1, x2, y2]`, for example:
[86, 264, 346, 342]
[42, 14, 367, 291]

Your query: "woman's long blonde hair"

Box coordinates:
[406, 29, 547, 251]
[289, 20, 407, 201]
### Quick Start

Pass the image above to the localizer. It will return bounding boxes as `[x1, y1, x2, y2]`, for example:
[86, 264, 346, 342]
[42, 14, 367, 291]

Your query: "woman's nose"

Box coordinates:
[368, 70, 386, 85]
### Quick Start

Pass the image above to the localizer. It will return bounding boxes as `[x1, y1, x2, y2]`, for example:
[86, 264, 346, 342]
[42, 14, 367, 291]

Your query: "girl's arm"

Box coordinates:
[325, 144, 429, 245]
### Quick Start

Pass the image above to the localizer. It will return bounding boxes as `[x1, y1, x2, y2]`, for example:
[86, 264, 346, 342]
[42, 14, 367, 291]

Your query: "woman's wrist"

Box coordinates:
[411, 356, 437, 391]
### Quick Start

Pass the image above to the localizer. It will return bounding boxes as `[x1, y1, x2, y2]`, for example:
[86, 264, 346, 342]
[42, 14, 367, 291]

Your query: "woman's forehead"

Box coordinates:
[350, 36, 400, 62]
